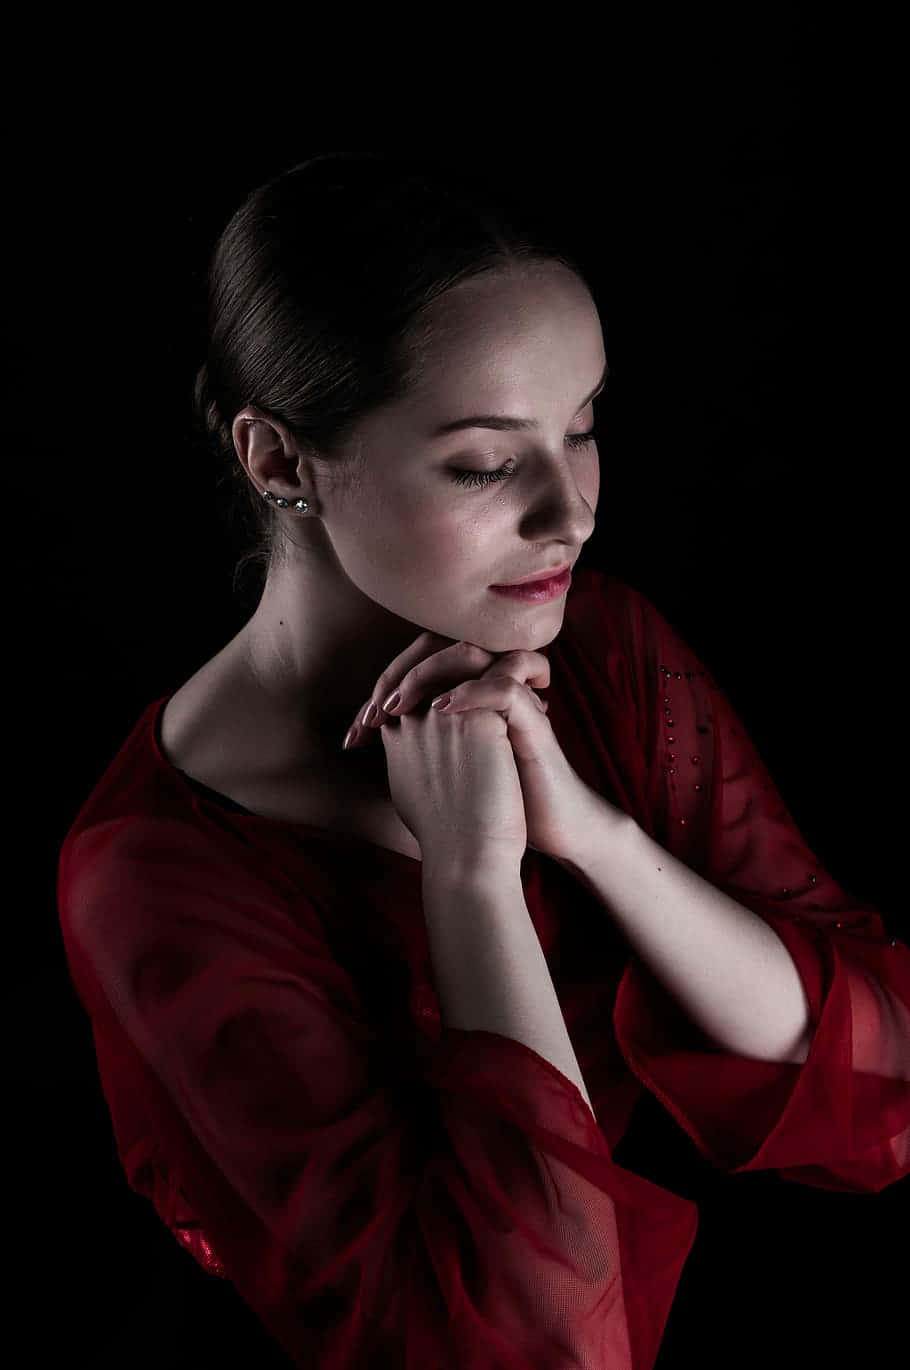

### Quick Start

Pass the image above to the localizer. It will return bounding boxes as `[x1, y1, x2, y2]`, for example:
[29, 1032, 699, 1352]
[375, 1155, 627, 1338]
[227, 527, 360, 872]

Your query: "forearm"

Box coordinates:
[558, 801, 813, 1065]
[421, 860, 595, 1115]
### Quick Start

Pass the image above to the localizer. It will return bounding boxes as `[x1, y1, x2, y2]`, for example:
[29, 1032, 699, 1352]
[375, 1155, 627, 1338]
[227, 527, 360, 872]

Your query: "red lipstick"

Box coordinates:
[489, 564, 573, 604]
[494, 561, 574, 587]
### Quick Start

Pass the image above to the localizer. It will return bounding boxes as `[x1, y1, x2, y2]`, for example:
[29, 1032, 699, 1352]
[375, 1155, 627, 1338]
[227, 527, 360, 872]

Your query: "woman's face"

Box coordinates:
[233, 262, 607, 740]
[310, 262, 606, 657]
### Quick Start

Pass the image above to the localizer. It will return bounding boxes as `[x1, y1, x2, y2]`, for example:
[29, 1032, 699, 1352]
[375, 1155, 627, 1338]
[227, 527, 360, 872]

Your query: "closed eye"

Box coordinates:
[449, 429, 598, 488]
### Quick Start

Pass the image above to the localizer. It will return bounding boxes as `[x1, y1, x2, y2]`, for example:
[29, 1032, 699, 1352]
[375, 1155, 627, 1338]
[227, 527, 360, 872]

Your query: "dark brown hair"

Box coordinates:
[191, 149, 594, 606]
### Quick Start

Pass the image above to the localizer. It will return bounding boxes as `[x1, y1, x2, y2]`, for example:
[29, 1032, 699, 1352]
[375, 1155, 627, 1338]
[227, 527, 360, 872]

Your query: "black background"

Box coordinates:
[11, 10, 906, 1368]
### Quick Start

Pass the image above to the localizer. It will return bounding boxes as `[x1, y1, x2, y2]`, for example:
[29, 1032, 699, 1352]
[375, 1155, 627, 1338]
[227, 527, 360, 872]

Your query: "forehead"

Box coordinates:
[408, 275, 603, 407]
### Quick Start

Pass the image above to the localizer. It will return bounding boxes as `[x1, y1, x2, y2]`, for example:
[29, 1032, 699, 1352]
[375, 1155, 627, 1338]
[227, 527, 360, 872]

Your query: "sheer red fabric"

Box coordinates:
[57, 569, 909, 1369]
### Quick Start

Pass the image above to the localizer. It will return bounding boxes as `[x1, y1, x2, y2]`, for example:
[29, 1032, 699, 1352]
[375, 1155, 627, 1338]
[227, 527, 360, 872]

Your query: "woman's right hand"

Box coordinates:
[378, 698, 527, 872]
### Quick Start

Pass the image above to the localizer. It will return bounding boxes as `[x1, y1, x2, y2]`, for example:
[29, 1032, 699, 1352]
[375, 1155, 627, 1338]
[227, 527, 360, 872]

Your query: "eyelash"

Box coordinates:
[449, 430, 599, 488]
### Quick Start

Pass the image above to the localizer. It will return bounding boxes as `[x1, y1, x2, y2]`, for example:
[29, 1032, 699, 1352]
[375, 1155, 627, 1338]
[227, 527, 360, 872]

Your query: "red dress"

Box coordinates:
[56, 569, 909, 1370]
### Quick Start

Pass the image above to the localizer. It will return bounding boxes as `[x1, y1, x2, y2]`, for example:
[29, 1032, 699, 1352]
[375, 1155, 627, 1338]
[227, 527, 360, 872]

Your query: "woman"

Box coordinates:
[57, 150, 909, 1370]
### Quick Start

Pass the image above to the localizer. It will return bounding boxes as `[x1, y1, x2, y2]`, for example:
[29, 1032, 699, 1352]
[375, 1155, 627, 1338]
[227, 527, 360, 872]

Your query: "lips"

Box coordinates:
[493, 560, 573, 587]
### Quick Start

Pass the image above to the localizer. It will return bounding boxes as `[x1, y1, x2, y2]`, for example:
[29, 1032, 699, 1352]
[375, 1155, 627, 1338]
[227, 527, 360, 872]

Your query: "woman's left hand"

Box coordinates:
[344, 633, 603, 864]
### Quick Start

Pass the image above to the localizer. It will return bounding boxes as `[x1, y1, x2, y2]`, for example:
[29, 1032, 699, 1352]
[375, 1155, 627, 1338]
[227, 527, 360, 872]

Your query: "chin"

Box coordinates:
[483, 610, 567, 655]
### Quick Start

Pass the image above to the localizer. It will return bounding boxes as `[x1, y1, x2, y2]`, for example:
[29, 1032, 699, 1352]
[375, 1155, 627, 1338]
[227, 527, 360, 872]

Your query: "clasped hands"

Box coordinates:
[342, 630, 606, 863]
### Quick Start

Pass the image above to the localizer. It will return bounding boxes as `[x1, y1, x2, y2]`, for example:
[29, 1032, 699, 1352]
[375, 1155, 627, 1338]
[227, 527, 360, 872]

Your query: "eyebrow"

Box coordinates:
[430, 362, 610, 437]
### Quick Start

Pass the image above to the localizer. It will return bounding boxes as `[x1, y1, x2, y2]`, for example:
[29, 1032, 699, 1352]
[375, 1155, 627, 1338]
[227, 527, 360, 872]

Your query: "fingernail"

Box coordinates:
[343, 724, 358, 750]
[381, 690, 401, 714]
[362, 701, 379, 727]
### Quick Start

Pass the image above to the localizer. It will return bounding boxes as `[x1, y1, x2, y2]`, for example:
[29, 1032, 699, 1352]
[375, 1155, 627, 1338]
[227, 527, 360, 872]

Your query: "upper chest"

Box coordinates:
[158, 671, 423, 865]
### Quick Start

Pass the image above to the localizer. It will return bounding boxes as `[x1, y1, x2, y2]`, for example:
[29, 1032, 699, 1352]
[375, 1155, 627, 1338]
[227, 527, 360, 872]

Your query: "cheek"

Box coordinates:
[369, 496, 469, 577]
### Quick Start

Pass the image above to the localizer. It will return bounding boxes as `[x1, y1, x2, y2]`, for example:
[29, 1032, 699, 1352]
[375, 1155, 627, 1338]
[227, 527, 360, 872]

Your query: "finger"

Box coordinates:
[343, 684, 546, 752]
[359, 630, 456, 727]
[379, 647, 551, 722]
[424, 678, 553, 762]
[354, 681, 547, 743]
[358, 635, 477, 730]
[431, 675, 549, 719]
[362, 640, 495, 728]
[343, 632, 470, 749]
[494, 649, 552, 692]
[377, 641, 493, 717]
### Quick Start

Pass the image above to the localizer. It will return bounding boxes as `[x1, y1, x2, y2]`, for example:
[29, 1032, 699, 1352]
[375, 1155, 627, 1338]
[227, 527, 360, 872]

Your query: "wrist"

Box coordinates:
[553, 791, 638, 877]
[421, 847, 525, 892]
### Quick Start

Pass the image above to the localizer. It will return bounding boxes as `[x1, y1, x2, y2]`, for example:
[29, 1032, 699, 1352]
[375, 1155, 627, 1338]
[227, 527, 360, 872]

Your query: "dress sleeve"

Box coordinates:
[610, 582, 910, 1193]
[59, 813, 698, 1370]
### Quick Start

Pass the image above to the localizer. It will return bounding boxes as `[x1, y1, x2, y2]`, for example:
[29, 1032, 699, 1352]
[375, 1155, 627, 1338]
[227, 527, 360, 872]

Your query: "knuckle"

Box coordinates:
[499, 648, 551, 681]
[398, 664, 423, 692]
